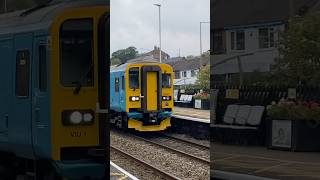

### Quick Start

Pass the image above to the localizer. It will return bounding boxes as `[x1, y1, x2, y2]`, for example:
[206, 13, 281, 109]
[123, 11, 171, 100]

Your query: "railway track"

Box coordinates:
[111, 129, 210, 179]
[130, 133, 210, 165]
[161, 133, 210, 150]
[110, 146, 180, 180]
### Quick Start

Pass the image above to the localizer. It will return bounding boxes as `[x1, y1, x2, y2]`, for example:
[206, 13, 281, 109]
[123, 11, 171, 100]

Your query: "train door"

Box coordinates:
[114, 76, 120, 109]
[31, 36, 51, 157]
[0, 39, 12, 142]
[10, 33, 34, 157]
[146, 72, 158, 111]
[141, 66, 162, 112]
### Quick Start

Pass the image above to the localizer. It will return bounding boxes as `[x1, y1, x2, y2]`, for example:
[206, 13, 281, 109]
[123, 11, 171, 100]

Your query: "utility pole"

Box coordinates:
[200, 21, 210, 67]
[4, 0, 7, 13]
[154, 4, 162, 63]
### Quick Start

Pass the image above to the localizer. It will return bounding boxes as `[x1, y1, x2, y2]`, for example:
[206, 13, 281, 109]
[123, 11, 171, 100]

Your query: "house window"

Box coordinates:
[174, 71, 180, 79]
[230, 30, 245, 50]
[213, 30, 226, 53]
[191, 70, 196, 77]
[183, 71, 187, 78]
[259, 28, 275, 48]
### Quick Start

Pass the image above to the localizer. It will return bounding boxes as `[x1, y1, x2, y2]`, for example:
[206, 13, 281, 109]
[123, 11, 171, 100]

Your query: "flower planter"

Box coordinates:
[194, 99, 210, 110]
[267, 119, 320, 151]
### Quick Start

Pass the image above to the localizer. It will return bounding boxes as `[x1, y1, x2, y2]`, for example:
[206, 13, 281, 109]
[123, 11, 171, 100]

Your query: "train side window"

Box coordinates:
[129, 67, 139, 89]
[162, 73, 171, 88]
[121, 76, 125, 90]
[115, 77, 119, 92]
[16, 50, 30, 97]
[39, 45, 47, 92]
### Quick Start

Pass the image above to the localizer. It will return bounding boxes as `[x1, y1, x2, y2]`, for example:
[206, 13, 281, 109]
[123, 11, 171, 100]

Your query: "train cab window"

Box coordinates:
[60, 18, 94, 87]
[129, 67, 139, 89]
[115, 78, 119, 92]
[162, 73, 171, 88]
[16, 50, 30, 97]
[39, 45, 47, 92]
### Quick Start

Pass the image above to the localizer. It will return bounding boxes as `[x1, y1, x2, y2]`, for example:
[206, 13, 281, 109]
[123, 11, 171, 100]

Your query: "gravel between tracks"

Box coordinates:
[151, 136, 210, 161]
[110, 149, 166, 180]
[167, 133, 210, 147]
[111, 131, 210, 180]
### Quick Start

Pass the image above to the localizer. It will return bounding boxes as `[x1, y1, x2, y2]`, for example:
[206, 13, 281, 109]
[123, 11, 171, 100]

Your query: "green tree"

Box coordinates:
[111, 58, 121, 65]
[196, 64, 210, 90]
[271, 14, 320, 86]
[111, 46, 138, 64]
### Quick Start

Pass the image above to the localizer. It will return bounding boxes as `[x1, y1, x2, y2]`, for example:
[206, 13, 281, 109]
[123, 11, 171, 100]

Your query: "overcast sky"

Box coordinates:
[111, 0, 210, 57]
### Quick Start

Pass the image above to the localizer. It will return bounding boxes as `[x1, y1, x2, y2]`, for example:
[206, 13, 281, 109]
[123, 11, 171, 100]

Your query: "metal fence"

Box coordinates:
[211, 85, 320, 124]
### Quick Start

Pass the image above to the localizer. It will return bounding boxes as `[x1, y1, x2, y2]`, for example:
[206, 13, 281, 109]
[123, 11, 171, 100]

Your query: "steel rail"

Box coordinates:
[111, 146, 181, 180]
[161, 133, 210, 150]
[131, 134, 210, 164]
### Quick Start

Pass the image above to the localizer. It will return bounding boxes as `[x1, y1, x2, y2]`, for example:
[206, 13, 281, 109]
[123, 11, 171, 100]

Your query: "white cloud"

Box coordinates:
[111, 0, 210, 57]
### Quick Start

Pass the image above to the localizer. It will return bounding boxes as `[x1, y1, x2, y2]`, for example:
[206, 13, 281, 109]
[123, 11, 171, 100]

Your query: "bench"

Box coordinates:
[212, 104, 266, 145]
[174, 94, 193, 108]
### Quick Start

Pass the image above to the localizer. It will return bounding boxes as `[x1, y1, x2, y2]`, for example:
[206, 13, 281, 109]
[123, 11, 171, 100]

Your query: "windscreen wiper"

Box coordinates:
[73, 64, 93, 94]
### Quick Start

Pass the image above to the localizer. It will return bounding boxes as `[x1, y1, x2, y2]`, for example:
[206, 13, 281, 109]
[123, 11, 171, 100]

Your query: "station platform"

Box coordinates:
[213, 142, 320, 180]
[173, 106, 210, 123]
[110, 161, 138, 180]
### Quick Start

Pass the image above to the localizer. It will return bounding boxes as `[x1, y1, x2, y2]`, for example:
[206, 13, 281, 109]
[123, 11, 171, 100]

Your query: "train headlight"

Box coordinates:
[62, 110, 94, 126]
[69, 111, 82, 124]
[130, 96, 140, 102]
[162, 96, 171, 101]
[83, 113, 93, 123]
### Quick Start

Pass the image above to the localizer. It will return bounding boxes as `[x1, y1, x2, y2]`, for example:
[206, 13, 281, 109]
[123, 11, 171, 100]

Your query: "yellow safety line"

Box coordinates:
[117, 176, 129, 180]
[110, 173, 126, 176]
[214, 152, 320, 166]
[253, 162, 292, 173]
[213, 155, 243, 162]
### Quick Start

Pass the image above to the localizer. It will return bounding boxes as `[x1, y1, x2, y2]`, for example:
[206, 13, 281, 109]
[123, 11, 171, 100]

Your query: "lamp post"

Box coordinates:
[200, 21, 210, 67]
[4, 0, 7, 13]
[154, 4, 162, 63]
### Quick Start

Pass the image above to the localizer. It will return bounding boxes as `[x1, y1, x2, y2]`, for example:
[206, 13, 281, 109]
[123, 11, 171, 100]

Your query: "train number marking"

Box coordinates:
[70, 131, 87, 138]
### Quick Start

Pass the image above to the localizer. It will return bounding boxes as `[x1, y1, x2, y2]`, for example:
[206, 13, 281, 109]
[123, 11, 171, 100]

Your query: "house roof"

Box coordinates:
[165, 56, 209, 71]
[142, 46, 170, 59]
[213, 0, 320, 29]
[162, 57, 186, 63]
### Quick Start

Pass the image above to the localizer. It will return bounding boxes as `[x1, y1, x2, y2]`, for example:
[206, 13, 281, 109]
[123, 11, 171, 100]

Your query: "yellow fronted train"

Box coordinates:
[110, 59, 174, 131]
[0, 0, 109, 179]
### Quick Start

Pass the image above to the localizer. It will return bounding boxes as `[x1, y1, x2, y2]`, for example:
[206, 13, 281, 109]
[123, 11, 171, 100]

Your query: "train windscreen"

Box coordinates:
[59, 18, 94, 87]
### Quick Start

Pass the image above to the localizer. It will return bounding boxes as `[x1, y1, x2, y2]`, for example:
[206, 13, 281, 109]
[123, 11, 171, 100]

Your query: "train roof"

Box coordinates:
[0, 0, 107, 36]
[110, 57, 171, 73]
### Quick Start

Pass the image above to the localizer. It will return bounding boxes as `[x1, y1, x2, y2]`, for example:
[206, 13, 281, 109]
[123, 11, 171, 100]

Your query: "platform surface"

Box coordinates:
[212, 142, 320, 180]
[110, 161, 138, 180]
[173, 106, 210, 123]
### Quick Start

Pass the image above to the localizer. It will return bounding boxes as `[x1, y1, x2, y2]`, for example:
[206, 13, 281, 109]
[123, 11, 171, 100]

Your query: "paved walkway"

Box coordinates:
[173, 106, 210, 120]
[212, 142, 320, 180]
